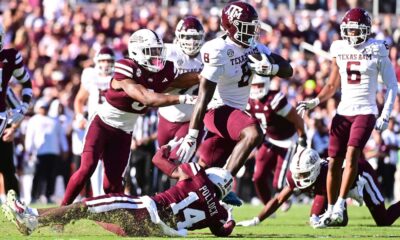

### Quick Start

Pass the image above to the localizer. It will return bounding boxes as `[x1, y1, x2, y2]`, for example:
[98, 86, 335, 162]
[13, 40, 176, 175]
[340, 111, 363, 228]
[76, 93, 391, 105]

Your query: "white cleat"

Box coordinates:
[237, 217, 260, 227]
[313, 210, 332, 229]
[329, 206, 345, 226]
[1, 190, 38, 235]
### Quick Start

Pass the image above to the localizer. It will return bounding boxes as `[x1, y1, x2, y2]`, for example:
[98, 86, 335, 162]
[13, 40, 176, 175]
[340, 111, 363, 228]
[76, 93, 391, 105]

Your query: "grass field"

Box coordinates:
[1, 203, 399, 239]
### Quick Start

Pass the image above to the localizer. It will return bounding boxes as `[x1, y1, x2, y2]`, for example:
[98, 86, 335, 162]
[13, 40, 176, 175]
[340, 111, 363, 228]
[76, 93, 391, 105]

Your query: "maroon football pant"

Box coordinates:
[253, 143, 294, 204]
[62, 115, 131, 205]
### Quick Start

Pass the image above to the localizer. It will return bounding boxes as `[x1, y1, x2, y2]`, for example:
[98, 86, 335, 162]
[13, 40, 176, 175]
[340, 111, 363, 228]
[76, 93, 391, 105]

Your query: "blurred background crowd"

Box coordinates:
[1, 0, 400, 206]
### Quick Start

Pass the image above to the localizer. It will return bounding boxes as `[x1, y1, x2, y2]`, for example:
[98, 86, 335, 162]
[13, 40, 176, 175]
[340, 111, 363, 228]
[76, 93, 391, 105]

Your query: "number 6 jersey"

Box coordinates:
[330, 38, 397, 116]
[200, 37, 271, 111]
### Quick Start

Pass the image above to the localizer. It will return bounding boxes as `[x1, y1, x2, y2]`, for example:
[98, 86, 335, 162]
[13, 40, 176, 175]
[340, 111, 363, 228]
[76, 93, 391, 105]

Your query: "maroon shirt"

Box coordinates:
[107, 58, 177, 114]
[0, 49, 25, 111]
[152, 162, 230, 233]
[247, 90, 296, 141]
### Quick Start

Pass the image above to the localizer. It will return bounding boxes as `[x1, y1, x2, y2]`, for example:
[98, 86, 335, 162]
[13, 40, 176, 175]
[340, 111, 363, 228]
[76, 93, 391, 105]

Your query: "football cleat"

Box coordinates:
[329, 206, 345, 226]
[313, 210, 332, 229]
[1, 190, 38, 235]
[237, 217, 260, 227]
[347, 176, 367, 206]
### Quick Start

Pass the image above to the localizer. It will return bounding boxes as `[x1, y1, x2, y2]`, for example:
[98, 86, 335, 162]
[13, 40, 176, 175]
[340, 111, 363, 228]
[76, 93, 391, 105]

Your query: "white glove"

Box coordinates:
[374, 116, 388, 131]
[179, 94, 197, 105]
[176, 129, 198, 163]
[248, 53, 278, 76]
[166, 137, 184, 150]
[309, 214, 320, 228]
[7, 109, 24, 125]
[237, 217, 260, 227]
[296, 98, 320, 114]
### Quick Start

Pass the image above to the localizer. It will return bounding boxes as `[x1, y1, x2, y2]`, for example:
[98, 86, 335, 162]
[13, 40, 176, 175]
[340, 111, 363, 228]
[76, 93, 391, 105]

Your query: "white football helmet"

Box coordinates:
[0, 25, 5, 51]
[290, 148, 321, 189]
[94, 46, 115, 76]
[249, 74, 270, 99]
[206, 167, 233, 199]
[128, 29, 166, 72]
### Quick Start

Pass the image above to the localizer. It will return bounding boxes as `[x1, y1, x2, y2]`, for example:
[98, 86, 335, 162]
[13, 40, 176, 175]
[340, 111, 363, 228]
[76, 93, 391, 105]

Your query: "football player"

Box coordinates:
[2, 141, 235, 236]
[0, 23, 32, 195]
[73, 46, 115, 197]
[297, 8, 398, 225]
[246, 75, 307, 205]
[157, 16, 205, 148]
[177, 1, 293, 175]
[61, 29, 199, 206]
[237, 148, 400, 228]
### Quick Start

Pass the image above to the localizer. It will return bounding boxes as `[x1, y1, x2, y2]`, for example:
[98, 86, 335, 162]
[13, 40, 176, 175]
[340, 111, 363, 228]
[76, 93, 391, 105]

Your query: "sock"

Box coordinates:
[254, 217, 260, 225]
[336, 197, 346, 210]
[327, 204, 334, 213]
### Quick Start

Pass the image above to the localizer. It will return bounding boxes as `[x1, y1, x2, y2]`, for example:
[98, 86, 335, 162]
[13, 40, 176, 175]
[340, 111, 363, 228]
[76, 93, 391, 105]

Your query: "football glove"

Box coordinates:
[248, 53, 278, 76]
[166, 137, 184, 150]
[296, 98, 320, 114]
[222, 192, 243, 206]
[176, 129, 198, 163]
[179, 94, 197, 105]
[7, 109, 24, 125]
[374, 116, 388, 131]
[237, 217, 260, 227]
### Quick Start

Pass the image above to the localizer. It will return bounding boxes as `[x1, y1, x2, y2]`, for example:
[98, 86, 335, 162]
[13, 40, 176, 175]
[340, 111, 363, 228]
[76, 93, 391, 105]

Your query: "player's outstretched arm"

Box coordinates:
[116, 78, 192, 107]
[285, 107, 307, 146]
[316, 57, 340, 103]
[152, 144, 189, 180]
[270, 53, 293, 78]
[189, 76, 216, 130]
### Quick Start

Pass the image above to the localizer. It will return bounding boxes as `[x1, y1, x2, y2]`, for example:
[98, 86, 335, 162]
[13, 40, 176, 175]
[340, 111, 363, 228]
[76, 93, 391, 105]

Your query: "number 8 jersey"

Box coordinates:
[330, 38, 397, 116]
[200, 37, 271, 111]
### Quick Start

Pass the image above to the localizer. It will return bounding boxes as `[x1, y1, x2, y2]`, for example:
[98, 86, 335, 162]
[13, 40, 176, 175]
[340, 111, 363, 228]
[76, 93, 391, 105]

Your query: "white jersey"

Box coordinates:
[81, 67, 112, 119]
[158, 44, 203, 122]
[200, 37, 271, 110]
[330, 38, 397, 116]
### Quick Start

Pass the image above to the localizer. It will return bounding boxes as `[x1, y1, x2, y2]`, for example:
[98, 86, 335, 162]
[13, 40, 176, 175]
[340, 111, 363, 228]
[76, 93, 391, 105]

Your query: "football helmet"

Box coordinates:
[128, 29, 166, 72]
[175, 16, 204, 56]
[206, 167, 233, 199]
[94, 46, 115, 76]
[249, 74, 270, 99]
[0, 25, 5, 51]
[221, 1, 260, 47]
[290, 148, 321, 189]
[340, 8, 371, 46]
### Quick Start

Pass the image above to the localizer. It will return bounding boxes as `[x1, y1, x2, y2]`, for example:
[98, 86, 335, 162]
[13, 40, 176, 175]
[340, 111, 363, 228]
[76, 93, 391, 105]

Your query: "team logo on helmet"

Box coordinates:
[225, 5, 243, 22]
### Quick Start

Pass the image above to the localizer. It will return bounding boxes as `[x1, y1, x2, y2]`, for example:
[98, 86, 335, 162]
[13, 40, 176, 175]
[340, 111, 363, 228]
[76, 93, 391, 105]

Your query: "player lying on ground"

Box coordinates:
[1, 143, 235, 236]
[237, 148, 400, 228]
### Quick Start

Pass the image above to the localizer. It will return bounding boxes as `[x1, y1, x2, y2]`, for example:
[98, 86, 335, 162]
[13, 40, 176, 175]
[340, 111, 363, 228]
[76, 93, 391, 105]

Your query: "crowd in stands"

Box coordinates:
[1, 0, 400, 205]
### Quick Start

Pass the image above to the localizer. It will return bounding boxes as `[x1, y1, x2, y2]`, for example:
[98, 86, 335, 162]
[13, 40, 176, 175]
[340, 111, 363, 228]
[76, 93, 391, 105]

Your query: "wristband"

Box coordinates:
[188, 129, 199, 138]
[178, 95, 186, 104]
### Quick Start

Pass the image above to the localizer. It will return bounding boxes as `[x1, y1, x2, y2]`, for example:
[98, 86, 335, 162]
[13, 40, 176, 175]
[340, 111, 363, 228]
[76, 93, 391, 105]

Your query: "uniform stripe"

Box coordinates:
[115, 62, 134, 73]
[6, 88, 20, 109]
[86, 195, 143, 206]
[115, 68, 133, 78]
[276, 103, 292, 117]
[362, 172, 384, 205]
[278, 144, 295, 189]
[88, 202, 146, 213]
[15, 52, 23, 65]
[189, 162, 198, 175]
[13, 67, 25, 78]
[271, 92, 285, 110]
[150, 29, 161, 43]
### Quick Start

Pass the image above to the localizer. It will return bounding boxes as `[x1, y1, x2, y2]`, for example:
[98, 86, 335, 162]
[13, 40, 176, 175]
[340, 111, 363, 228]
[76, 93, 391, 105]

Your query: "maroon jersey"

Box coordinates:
[107, 58, 177, 114]
[247, 90, 296, 141]
[0, 49, 28, 111]
[152, 162, 229, 232]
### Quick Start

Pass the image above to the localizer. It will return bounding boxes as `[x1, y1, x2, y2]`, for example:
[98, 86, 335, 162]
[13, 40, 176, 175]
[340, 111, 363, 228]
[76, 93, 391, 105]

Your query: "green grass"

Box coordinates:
[1, 203, 399, 239]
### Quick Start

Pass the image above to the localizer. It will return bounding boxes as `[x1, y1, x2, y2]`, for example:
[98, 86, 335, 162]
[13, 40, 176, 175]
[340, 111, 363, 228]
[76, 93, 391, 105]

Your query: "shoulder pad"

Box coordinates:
[200, 38, 228, 66]
[371, 40, 389, 57]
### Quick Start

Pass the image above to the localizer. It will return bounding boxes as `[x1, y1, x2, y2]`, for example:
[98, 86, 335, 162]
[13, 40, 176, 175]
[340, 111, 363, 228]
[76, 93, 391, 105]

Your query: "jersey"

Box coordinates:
[152, 162, 229, 232]
[247, 90, 296, 148]
[81, 67, 112, 119]
[97, 58, 177, 133]
[200, 37, 271, 111]
[330, 38, 396, 116]
[158, 44, 203, 122]
[0, 49, 30, 112]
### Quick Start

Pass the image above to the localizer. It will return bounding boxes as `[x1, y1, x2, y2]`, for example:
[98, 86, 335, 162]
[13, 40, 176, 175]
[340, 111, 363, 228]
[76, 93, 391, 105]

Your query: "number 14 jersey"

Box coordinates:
[330, 38, 396, 116]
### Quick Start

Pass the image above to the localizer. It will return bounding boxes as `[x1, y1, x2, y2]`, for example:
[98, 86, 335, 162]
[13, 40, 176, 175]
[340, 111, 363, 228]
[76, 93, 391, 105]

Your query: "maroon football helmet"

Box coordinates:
[175, 16, 205, 56]
[221, 1, 260, 48]
[340, 8, 371, 46]
[94, 46, 115, 76]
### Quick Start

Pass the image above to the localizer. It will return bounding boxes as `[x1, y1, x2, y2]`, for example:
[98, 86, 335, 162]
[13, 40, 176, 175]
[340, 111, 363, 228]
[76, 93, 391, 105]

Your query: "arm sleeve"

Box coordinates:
[271, 92, 292, 117]
[379, 56, 398, 119]
[114, 59, 134, 80]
